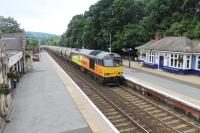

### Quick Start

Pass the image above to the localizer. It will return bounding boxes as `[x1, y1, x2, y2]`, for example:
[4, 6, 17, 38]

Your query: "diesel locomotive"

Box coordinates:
[44, 46, 124, 85]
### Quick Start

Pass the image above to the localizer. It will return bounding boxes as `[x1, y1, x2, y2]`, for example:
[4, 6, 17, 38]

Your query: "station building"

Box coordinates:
[136, 33, 200, 76]
[2, 33, 25, 74]
[0, 33, 32, 129]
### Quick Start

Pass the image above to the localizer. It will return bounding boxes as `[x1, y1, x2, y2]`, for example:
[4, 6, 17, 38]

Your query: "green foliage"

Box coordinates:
[0, 84, 10, 95]
[60, 0, 200, 52]
[26, 39, 39, 47]
[0, 16, 23, 33]
[46, 37, 61, 46]
[26, 32, 60, 46]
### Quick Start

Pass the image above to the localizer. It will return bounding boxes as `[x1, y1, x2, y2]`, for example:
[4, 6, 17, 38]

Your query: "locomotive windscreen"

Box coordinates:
[104, 57, 122, 67]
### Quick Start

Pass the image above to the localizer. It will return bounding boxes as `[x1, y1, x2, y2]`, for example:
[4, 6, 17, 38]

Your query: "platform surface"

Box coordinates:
[123, 60, 200, 86]
[124, 67, 200, 109]
[4, 52, 92, 133]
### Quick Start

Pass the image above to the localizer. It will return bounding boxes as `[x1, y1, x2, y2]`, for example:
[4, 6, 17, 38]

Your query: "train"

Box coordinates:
[44, 46, 124, 85]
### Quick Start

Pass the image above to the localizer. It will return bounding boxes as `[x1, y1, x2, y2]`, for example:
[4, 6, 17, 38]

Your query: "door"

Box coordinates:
[159, 56, 164, 69]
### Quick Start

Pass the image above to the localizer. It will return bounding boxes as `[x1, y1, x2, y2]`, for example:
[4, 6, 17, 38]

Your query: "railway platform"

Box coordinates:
[123, 60, 200, 86]
[3, 52, 118, 133]
[123, 64, 200, 119]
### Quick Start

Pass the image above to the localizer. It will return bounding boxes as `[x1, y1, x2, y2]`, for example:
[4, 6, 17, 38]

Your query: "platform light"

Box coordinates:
[122, 48, 132, 68]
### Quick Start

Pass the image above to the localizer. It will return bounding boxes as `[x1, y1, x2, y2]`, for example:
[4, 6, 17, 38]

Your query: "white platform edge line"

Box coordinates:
[125, 76, 200, 111]
[46, 52, 120, 133]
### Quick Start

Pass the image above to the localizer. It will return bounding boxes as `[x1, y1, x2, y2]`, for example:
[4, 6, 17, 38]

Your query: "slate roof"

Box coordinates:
[1, 33, 25, 51]
[136, 36, 200, 53]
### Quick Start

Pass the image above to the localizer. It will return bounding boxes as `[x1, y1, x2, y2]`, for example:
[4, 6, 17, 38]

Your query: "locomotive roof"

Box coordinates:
[73, 49, 121, 59]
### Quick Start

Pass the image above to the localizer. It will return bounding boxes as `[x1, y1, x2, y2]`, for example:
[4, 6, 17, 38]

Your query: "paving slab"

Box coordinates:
[4, 52, 92, 133]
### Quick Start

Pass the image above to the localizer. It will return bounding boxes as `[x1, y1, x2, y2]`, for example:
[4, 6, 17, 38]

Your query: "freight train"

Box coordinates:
[44, 46, 124, 85]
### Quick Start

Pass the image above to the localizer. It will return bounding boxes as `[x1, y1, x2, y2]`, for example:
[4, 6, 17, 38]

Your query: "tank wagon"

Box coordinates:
[44, 46, 124, 85]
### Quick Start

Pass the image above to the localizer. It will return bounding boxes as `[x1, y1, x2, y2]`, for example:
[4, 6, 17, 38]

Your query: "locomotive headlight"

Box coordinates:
[104, 73, 109, 76]
[118, 72, 122, 75]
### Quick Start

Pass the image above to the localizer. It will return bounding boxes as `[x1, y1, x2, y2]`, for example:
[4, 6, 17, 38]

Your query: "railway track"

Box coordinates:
[47, 51, 148, 133]
[111, 86, 200, 133]
[47, 50, 200, 133]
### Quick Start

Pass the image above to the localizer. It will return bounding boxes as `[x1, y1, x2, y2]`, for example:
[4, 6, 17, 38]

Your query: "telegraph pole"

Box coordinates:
[109, 33, 112, 53]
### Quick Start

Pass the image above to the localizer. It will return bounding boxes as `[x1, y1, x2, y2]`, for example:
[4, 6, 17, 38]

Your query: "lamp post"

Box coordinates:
[122, 48, 132, 68]
[109, 33, 112, 53]
[128, 48, 132, 68]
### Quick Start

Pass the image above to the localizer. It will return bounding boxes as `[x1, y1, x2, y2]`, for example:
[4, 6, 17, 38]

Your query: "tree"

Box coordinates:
[46, 37, 61, 46]
[60, 0, 200, 52]
[26, 39, 39, 47]
[0, 16, 24, 33]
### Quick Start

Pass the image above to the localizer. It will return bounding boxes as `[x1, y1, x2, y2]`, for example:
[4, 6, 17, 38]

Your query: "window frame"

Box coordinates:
[169, 53, 182, 69]
[146, 51, 154, 63]
[196, 55, 200, 70]
[185, 55, 191, 69]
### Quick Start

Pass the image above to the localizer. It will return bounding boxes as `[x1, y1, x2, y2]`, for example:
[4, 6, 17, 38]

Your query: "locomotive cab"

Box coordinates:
[101, 55, 123, 85]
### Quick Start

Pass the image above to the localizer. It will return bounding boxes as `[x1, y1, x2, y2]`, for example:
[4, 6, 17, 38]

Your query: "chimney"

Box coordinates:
[155, 32, 162, 41]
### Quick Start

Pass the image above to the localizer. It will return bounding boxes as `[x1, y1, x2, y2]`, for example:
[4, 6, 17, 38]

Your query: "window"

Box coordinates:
[185, 55, 191, 69]
[103, 58, 122, 67]
[97, 59, 103, 65]
[104, 59, 113, 67]
[113, 58, 122, 66]
[170, 54, 182, 68]
[197, 55, 200, 70]
[146, 51, 154, 63]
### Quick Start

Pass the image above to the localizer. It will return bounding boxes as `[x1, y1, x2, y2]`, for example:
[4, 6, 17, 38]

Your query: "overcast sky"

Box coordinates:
[0, 0, 98, 35]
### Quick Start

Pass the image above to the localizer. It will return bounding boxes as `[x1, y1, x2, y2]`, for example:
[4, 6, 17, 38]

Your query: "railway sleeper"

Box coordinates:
[114, 121, 133, 128]
[135, 102, 148, 106]
[166, 119, 180, 125]
[132, 99, 144, 104]
[104, 108, 116, 112]
[173, 124, 188, 130]
[107, 111, 119, 115]
[149, 109, 162, 114]
[140, 104, 152, 108]
[119, 127, 139, 133]
[111, 118, 128, 123]
[106, 113, 122, 118]
[96, 106, 113, 111]
[143, 107, 156, 111]
[98, 105, 113, 109]
[107, 115, 124, 120]
[153, 113, 168, 118]
[183, 127, 200, 133]
[112, 120, 132, 127]
[159, 116, 174, 121]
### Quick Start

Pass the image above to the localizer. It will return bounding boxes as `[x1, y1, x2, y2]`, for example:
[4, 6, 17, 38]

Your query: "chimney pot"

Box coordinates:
[155, 32, 162, 41]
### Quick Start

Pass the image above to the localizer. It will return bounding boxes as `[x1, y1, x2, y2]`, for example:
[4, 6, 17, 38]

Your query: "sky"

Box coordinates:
[0, 0, 98, 35]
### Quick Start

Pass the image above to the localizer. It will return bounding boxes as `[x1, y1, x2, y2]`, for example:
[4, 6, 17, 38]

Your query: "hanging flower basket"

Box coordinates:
[0, 84, 10, 95]
[136, 51, 140, 56]
[141, 53, 146, 57]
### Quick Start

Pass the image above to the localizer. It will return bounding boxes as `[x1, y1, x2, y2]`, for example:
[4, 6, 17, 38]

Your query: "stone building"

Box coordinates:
[0, 33, 32, 131]
[1, 33, 32, 73]
[0, 38, 12, 131]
